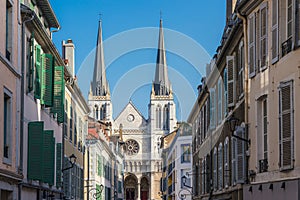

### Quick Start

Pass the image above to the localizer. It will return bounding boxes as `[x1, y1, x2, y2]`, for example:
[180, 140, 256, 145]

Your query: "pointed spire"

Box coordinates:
[92, 20, 109, 96]
[153, 19, 171, 96]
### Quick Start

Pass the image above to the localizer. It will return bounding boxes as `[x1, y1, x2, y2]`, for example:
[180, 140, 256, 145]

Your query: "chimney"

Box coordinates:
[62, 39, 75, 77]
[226, 0, 233, 25]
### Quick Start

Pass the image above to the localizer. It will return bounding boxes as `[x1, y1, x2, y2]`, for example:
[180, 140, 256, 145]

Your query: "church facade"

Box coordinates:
[88, 19, 177, 200]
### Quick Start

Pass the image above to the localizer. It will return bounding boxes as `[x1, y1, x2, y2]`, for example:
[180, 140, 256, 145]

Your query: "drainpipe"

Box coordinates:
[19, 4, 34, 200]
[237, 10, 250, 186]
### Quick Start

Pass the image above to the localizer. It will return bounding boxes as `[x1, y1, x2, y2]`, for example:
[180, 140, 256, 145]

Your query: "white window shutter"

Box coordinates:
[271, 0, 279, 63]
[260, 3, 268, 70]
[248, 13, 256, 76]
[213, 148, 218, 191]
[210, 88, 216, 129]
[224, 138, 229, 188]
[236, 127, 246, 183]
[223, 69, 228, 117]
[231, 137, 237, 185]
[279, 81, 294, 170]
[226, 56, 236, 108]
[218, 144, 223, 190]
[218, 78, 223, 124]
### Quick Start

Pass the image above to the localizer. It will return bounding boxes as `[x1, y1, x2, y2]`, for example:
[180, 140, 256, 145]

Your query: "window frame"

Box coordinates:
[3, 87, 12, 163]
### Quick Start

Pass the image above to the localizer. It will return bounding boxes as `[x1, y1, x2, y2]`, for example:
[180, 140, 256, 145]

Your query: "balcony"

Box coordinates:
[281, 37, 293, 57]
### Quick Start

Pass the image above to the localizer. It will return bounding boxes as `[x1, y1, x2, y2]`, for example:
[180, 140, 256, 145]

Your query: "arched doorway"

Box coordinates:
[124, 174, 138, 200]
[140, 177, 149, 200]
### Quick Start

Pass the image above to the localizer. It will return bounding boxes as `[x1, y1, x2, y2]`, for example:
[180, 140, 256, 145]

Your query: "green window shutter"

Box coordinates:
[50, 66, 65, 123]
[41, 54, 54, 106]
[28, 121, 44, 181]
[28, 33, 34, 92]
[56, 143, 62, 188]
[42, 130, 55, 185]
[34, 44, 42, 99]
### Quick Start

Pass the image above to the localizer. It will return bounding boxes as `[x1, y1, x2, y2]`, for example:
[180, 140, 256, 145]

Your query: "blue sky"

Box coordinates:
[50, 0, 226, 121]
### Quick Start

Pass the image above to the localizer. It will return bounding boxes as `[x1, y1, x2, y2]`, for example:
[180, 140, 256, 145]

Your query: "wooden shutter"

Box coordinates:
[51, 66, 65, 123]
[41, 54, 54, 106]
[224, 138, 229, 188]
[28, 121, 44, 181]
[231, 137, 237, 185]
[56, 143, 62, 188]
[218, 144, 223, 190]
[28, 33, 34, 92]
[213, 148, 217, 191]
[227, 56, 236, 107]
[260, 3, 268, 69]
[63, 157, 70, 196]
[236, 127, 245, 183]
[42, 130, 55, 185]
[248, 13, 256, 77]
[34, 45, 42, 99]
[223, 68, 228, 116]
[279, 81, 294, 170]
[271, 0, 279, 63]
[217, 78, 222, 124]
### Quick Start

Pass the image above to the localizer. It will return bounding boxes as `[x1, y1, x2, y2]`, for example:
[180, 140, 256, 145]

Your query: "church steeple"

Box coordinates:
[153, 19, 171, 96]
[91, 20, 110, 97]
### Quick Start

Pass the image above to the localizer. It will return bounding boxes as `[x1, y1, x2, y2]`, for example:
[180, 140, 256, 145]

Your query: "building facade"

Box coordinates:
[238, 0, 300, 199]
[19, 0, 66, 199]
[161, 123, 192, 200]
[188, 1, 247, 199]
[0, 0, 22, 199]
[62, 39, 90, 200]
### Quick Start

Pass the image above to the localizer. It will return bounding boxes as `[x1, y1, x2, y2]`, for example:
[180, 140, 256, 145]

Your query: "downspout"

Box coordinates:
[19, 3, 34, 200]
[237, 10, 249, 185]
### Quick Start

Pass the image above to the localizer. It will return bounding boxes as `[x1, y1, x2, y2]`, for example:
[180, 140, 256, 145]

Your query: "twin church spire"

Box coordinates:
[90, 18, 171, 98]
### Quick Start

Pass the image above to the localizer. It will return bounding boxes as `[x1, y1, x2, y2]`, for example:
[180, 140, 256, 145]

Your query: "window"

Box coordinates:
[227, 55, 236, 107]
[271, 0, 279, 63]
[279, 80, 294, 170]
[27, 34, 34, 92]
[163, 105, 169, 130]
[248, 13, 256, 77]
[201, 158, 206, 194]
[209, 87, 216, 129]
[235, 127, 246, 183]
[181, 144, 191, 163]
[217, 78, 223, 124]
[213, 147, 217, 191]
[6, 0, 12, 61]
[100, 104, 106, 120]
[156, 105, 162, 129]
[238, 41, 245, 98]
[224, 137, 230, 188]
[95, 105, 99, 120]
[97, 155, 103, 176]
[231, 137, 237, 185]
[64, 100, 68, 138]
[260, 3, 268, 70]
[218, 143, 223, 190]
[74, 111, 77, 146]
[3, 88, 12, 161]
[287, 0, 293, 39]
[69, 105, 73, 142]
[257, 97, 268, 172]
[223, 68, 228, 117]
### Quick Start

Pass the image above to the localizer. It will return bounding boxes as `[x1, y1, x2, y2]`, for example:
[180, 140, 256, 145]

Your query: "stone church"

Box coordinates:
[88, 19, 177, 200]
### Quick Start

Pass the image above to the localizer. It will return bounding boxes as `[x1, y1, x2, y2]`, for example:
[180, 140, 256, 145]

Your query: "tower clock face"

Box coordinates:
[125, 139, 139, 156]
[127, 114, 135, 122]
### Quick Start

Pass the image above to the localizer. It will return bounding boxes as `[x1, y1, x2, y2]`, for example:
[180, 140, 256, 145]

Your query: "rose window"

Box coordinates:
[125, 139, 139, 156]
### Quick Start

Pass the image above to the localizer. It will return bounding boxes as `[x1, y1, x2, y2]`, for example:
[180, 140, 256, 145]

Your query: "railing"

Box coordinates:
[259, 158, 268, 173]
[282, 37, 293, 57]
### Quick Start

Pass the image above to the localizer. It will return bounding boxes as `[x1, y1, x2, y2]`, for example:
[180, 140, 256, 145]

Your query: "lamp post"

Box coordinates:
[227, 115, 250, 144]
[62, 154, 77, 172]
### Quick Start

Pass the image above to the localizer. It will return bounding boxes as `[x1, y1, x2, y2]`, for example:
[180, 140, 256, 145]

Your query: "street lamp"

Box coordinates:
[227, 115, 250, 144]
[62, 154, 77, 172]
[178, 175, 192, 200]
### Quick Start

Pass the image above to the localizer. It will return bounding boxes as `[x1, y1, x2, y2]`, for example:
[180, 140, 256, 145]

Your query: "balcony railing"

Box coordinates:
[281, 37, 293, 57]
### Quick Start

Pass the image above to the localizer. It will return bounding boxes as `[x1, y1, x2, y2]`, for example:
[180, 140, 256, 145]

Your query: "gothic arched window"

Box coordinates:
[95, 105, 99, 120]
[163, 105, 170, 130]
[156, 105, 162, 129]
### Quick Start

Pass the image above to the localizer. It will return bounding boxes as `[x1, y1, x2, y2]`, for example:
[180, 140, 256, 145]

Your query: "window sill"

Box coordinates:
[3, 157, 12, 166]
